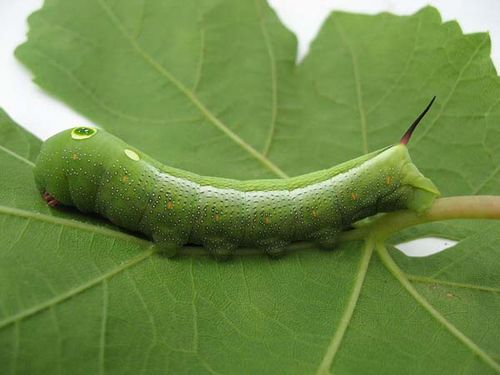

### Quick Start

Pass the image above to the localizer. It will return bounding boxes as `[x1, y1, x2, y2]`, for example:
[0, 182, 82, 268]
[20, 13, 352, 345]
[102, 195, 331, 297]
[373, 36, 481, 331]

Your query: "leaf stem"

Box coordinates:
[341, 196, 500, 242]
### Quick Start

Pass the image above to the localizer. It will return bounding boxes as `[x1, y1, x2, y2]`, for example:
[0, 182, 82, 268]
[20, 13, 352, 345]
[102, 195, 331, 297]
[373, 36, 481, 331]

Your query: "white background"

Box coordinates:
[1, 0, 499, 255]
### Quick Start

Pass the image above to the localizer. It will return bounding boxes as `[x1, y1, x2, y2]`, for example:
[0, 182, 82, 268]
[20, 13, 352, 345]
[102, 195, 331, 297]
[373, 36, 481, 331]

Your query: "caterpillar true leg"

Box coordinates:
[43, 191, 60, 207]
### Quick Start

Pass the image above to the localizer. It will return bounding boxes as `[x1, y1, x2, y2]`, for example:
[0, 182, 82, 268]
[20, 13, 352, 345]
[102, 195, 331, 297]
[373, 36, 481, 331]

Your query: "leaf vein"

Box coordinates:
[407, 274, 500, 293]
[28, 48, 202, 126]
[315, 240, 373, 375]
[473, 164, 500, 194]
[377, 243, 500, 372]
[334, 20, 369, 154]
[366, 13, 422, 115]
[125, 268, 158, 342]
[0, 205, 150, 247]
[414, 36, 489, 145]
[0, 246, 155, 330]
[192, 27, 205, 92]
[189, 259, 199, 352]
[98, 280, 109, 375]
[0, 144, 35, 168]
[96, 0, 288, 178]
[255, 0, 278, 157]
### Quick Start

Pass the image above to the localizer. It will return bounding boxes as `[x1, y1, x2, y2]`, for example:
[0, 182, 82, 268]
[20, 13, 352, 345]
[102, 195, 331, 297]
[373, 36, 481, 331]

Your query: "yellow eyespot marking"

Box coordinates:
[124, 149, 140, 161]
[311, 209, 318, 218]
[122, 175, 129, 183]
[264, 217, 270, 224]
[167, 201, 174, 209]
[71, 153, 79, 160]
[386, 175, 393, 185]
[214, 214, 221, 222]
[351, 193, 358, 201]
[71, 126, 97, 140]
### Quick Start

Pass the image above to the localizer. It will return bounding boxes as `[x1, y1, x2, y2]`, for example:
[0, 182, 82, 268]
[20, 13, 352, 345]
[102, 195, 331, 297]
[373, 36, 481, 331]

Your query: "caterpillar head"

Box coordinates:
[34, 126, 102, 209]
[397, 145, 440, 212]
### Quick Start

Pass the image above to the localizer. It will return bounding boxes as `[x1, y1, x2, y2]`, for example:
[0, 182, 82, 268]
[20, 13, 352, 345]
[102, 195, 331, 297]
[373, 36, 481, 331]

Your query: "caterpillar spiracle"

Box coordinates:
[34, 98, 440, 258]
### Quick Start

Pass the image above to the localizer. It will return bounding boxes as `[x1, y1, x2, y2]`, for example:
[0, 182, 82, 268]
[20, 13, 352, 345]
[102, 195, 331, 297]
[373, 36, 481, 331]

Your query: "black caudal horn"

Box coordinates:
[400, 96, 436, 145]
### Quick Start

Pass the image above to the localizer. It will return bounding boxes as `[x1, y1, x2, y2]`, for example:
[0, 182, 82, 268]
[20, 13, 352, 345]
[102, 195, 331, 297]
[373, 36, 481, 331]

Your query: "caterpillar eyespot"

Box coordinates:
[124, 149, 140, 161]
[71, 126, 97, 140]
[34, 98, 440, 259]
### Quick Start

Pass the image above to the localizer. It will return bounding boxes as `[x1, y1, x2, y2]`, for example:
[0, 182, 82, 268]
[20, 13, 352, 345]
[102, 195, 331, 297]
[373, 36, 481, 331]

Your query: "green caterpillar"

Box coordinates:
[34, 98, 440, 258]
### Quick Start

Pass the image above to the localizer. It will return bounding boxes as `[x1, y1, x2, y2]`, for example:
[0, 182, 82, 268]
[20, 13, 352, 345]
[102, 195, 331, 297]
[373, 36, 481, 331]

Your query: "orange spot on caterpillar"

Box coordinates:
[311, 209, 318, 218]
[71, 153, 78, 160]
[122, 175, 129, 182]
[264, 217, 270, 224]
[351, 193, 358, 201]
[386, 175, 392, 185]
[214, 214, 221, 222]
[167, 201, 174, 209]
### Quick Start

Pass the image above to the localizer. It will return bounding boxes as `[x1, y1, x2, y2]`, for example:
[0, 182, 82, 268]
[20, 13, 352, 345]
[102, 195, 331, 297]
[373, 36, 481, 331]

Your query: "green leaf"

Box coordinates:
[0, 109, 44, 212]
[1, 2, 499, 374]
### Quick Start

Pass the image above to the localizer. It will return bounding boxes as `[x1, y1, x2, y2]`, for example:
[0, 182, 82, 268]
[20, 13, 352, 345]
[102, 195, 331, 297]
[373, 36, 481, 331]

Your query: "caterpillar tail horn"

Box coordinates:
[400, 96, 436, 145]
